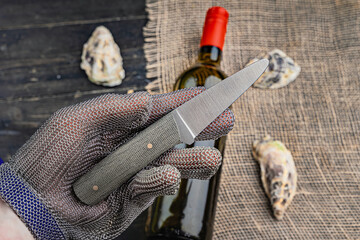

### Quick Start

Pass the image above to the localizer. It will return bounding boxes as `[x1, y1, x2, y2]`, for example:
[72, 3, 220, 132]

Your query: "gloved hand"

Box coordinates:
[0, 88, 234, 240]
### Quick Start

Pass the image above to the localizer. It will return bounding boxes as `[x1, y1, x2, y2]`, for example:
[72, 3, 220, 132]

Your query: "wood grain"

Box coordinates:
[0, 0, 149, 239]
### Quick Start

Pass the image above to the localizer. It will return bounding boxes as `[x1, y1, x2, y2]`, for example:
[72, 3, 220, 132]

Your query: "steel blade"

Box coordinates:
[172, 59, 269, 144]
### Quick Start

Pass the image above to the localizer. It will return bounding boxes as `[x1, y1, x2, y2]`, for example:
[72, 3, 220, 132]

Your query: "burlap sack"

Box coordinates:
[144, 0, 360, 239]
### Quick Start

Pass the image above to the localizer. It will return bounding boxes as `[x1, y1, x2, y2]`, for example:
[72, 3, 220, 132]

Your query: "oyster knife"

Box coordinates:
[74, 59, 269, 205]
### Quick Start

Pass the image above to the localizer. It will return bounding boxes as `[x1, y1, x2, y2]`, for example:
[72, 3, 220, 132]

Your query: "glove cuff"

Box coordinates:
[0, 163, 65, 240]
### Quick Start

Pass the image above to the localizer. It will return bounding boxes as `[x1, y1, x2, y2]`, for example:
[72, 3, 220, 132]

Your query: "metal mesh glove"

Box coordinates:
[0, 87, 234, 240]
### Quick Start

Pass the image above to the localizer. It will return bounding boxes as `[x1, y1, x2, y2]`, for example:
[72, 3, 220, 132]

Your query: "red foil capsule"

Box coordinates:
[200, 6, 229, 50]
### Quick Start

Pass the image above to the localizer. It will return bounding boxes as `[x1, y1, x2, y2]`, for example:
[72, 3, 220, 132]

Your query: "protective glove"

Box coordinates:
[0, 88, 234, 240]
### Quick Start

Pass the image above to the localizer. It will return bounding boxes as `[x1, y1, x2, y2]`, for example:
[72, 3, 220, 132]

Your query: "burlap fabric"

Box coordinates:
[143, 0, 360, 239]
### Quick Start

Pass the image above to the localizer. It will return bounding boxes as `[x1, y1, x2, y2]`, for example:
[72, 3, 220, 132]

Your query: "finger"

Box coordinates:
[151, 147, 222, 180]
[128, 165, 181, 200]
[47, 92, 151, 143]
[61, 92, 152, 153]
[36, 92, 151, 155]
[196, 108, 234, 141]
[147, 87, 205, 124]
[148, 88, 235, 140]
[70, 92, 151, 131]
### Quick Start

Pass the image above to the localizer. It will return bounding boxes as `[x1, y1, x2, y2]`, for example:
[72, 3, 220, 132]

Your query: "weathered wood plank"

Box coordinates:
[0, 49, 147, 99]
[0, 20, 146, 61]
[0, 0, 150, 238]
[0, 19, 147, 100]
[0, 0, 146, 29]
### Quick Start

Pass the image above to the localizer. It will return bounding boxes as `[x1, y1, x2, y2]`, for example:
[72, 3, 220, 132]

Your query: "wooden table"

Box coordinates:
[0, 0, 149, 239]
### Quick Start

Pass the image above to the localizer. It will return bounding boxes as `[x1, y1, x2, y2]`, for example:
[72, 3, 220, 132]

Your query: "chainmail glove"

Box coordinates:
[0, 87, 234, 240]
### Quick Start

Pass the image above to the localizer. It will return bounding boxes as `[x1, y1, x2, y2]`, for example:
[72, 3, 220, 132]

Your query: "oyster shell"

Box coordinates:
[247, 49, 301, 89]
[81, 26, 125, 87]
[252, 136, 297, 220]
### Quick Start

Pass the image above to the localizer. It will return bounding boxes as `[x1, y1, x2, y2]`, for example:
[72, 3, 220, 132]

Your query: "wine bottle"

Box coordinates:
[146, 7, 229, 240]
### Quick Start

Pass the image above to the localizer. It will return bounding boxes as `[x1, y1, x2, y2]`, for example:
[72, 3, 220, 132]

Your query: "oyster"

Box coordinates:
[247, 49, 301, 89]
[81, 26, 125, 87]
[252, 136, 297, 220]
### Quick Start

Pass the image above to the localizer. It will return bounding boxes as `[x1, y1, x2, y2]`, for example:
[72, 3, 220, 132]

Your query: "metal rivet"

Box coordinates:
[147, 143, 153, 149]
[93, 185, 99, 191]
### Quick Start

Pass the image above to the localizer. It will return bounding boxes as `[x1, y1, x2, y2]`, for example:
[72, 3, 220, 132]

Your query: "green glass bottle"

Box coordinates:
[146, 7, 229, 240]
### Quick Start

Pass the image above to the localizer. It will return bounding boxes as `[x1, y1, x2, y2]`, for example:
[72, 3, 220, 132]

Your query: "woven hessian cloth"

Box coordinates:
[143, 0, 360, 239]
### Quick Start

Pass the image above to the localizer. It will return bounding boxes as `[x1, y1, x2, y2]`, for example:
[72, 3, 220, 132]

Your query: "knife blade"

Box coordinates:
[74, 59, 269, 205]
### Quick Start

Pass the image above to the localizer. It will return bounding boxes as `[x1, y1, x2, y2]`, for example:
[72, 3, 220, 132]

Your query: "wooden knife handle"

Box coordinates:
[73, 113, 181, 205]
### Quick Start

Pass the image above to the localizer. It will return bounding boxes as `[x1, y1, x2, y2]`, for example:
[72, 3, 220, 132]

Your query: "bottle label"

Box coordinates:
[200, 7, 229, 50]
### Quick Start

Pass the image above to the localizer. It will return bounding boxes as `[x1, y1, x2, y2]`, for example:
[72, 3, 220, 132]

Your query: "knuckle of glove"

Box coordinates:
[129, 165, 181, 199]
[49, 92, 151, 132]
[153, 147, 222, 180]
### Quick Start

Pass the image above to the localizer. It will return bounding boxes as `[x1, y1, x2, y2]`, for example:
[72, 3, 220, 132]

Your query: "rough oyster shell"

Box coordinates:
[247, 49, 301, 89]
[252, 135, 297, 220]
[80, 26, 125, 87]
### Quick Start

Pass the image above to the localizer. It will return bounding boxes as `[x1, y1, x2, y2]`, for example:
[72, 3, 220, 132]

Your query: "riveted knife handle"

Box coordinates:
[73, 113, 181, 205]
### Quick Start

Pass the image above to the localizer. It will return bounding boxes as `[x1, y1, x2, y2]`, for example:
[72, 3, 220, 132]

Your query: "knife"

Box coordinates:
[73, 59, 269, 205]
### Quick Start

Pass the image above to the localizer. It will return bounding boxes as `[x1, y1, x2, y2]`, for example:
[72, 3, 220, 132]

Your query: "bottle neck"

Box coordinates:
[198, 46, 222, 67]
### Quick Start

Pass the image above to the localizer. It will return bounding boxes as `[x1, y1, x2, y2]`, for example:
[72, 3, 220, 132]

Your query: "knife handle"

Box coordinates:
[73, 113, 181, 205]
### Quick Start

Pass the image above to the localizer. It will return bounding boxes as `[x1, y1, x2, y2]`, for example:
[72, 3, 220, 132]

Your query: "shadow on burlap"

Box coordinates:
[144, 0, 360, 239]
